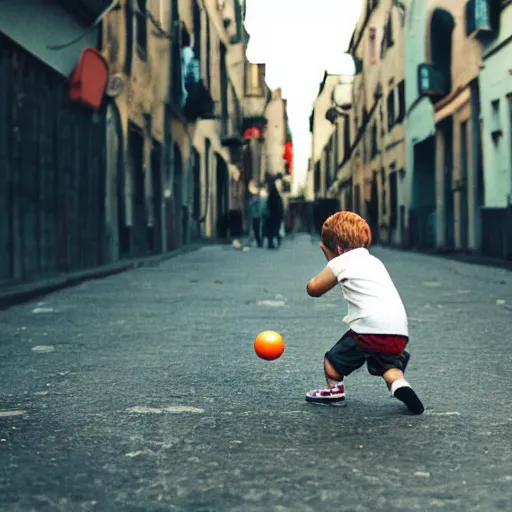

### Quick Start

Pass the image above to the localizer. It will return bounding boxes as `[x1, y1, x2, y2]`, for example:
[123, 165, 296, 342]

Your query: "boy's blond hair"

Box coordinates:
[321, 211, 372, 252]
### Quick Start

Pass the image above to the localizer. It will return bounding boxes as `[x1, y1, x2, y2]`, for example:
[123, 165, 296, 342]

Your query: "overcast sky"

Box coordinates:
[244, 0, 363, 192]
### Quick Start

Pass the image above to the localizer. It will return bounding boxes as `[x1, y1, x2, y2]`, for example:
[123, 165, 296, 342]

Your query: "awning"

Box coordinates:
[56, 0, 117, 24]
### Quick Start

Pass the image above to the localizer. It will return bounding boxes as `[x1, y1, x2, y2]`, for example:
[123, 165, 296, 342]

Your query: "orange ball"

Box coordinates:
[254, 330, 285, 360]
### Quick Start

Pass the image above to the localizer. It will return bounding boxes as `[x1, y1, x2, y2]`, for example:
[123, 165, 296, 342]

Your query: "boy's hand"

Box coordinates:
[320, 241, 337, 261]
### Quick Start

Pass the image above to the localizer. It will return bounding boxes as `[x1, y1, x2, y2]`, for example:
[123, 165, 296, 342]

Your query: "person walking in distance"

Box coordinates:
[247, 180, 263, 248]
[265, 177, 284, 249]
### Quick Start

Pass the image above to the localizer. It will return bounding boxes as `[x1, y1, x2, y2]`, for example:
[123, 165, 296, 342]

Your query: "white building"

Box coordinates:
[404, 0, 436, 249]
[478, 1, 512, 259]
[305, 72, 342, 201]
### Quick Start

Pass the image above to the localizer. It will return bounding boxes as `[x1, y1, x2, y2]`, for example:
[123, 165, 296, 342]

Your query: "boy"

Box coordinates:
[305, 211, 424, 415]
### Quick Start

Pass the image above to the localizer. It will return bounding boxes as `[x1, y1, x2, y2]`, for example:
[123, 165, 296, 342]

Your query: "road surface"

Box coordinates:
[1, 235, 512, 511]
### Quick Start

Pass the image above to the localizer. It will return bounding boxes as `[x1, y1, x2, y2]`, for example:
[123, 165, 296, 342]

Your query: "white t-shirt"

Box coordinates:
[327, 248, 408, 336]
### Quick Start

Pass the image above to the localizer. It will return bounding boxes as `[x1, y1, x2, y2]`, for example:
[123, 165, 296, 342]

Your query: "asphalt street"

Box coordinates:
[1, 234, 512, 512]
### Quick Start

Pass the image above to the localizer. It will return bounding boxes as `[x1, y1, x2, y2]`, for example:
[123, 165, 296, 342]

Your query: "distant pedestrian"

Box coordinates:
[247, 180, 263, 248]
[264, 178, 284, 249]
[304, 211, 424, 414]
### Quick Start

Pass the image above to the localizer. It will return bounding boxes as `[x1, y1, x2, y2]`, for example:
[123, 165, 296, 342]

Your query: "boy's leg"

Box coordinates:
[305, 358, 346, 405]
[368, 351, 424, 415]
[305, 331, 365, 406]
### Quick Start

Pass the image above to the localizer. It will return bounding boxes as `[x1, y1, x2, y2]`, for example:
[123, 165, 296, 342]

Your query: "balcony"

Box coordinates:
[174, 46, 214, 121]
[466, 0, 494, 39]
[243, 61, 269, 127]
[417, 63, 450, 103]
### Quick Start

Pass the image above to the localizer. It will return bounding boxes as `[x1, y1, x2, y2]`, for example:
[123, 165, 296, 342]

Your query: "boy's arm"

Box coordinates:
[306, 266, 338, 297]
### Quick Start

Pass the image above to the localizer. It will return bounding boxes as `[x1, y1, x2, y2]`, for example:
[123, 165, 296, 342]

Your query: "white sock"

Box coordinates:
[326, 378, 344, 389]
[390, 378, 411, 396]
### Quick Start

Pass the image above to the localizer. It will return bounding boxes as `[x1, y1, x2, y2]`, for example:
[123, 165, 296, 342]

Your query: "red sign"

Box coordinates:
[283, 141, 293, 174]
[244, 127, 261, 139]
[69, 48, 109, 111]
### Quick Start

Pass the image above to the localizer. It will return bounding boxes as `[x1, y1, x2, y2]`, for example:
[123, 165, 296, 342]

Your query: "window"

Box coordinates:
[354, 184, 361, 214]
[371, 122, 378, 158]
[387, 89, 396, 131]
[490, 98, 502, 140]
[389, 171, 398, 228]
[343, 115, 351, 162]
[368, 0, 378, 13]
[380, 168, 387, 216]
[246, 62, 264, 96]
[314, 161, 321, 194]
[363, 130, 368, 164]
[192, 147, 201, 220]
[381, 12, 394, 59]
[396, 80, 406, 123]
[234, 0, 243, 42]
[369, 27, 377, 64]
[136, 0, 147, 59]
[430, 9, 454, 93]
[250, 63, 259, 90]
[193, 0, 202, 62]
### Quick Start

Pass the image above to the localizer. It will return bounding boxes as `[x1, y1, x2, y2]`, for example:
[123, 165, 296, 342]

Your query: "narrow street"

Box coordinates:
[1, 235, 512, 511]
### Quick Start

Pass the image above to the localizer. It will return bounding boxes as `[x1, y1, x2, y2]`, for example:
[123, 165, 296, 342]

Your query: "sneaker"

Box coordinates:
[391, 379, 424, 415]
[305, 383, 346, 406]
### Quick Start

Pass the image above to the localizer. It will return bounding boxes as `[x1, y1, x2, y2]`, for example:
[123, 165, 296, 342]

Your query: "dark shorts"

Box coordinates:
[325, 330, 410, 377]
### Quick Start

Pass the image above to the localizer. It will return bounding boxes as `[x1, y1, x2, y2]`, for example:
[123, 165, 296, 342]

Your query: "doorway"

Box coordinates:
[150, 141, 162, 253]
[216, 154, 229, 238]
[459, 120, 469, 250]
[128, 125, 147, 257]
[173, 143, 183, 247]
[442, 117, 455, 248]
[411, 135, 436, 248]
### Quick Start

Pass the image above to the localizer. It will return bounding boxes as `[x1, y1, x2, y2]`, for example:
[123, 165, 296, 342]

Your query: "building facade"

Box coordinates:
[310, 0, 511, 262]
[309, 0, 408, 245]
[0, 1, 112, 284]
[306, 72, 342, 201]
[0, 0, 263, 288]
[477, 0, 512, 260]
[413, 0, 483, 252]
[101, 0, 248, 252]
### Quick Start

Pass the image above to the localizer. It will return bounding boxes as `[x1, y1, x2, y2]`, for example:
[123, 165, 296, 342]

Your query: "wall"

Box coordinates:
[102, 0, 172, 255]
[264, 89, 286, 176]
[348, 1, 386, 221]
[404, 0, 436, 216]
[428, 0, 482, 250]
[310, 74, 340, 197]
[191, 0, 245, 239]
[428, 0, 481, 120]
[379, 0, 407, 244]
[480, 3, 512, 208]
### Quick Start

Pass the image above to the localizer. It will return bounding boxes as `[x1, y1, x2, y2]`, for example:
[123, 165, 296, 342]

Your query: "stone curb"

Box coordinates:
[0, 245, 202, 310]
